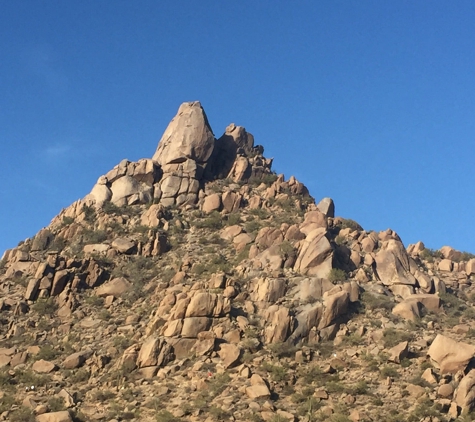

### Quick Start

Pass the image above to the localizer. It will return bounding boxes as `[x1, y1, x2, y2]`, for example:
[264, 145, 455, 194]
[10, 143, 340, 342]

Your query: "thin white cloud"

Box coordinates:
[43, 143, 71, 157]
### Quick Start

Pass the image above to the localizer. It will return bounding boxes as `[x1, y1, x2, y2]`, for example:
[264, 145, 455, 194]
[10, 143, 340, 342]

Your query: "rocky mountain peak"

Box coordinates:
[1, 102, 475, 421]
[86, 101, 273, 209]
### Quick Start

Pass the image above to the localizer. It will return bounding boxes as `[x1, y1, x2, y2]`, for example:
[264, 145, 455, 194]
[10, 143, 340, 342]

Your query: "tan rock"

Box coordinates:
[62, 350, 92, 369]
[251, 278, 286, 302]
[181, 317, 211, 338]
[264, 305, 292, 343]
[294, 228, 333, 277]
[95, 277, 131, 298]
[392, 300, 420, 321]
[32, 359, 56, 373]
[185, 293, 230, 318]
[202, 193, 221, 213]
[136, 336, 173, 368]
[218, 343, 241, 368]
[466, 259, 475, 276]
[455, 369, 475, 412]
[438, 383, 454, 398]
[319, 291, 349, 329]
[316, 197, 334, 218]
[152, 101, 215, 166]
[439, 259, 453, 272]
[246, 374, 271, 399]
[25, 278, 40, 301]
[374, 239, 416, 285]
[387, 341, 409, 364]
[111, 237, 136, 254]
[36, 411, 73, 422]
[428, 334, 475, 374]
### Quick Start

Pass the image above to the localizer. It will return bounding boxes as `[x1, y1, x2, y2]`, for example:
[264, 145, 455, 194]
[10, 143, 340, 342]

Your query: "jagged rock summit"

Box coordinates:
[87, 101, 273, 209]
[2, 101, 475, 421]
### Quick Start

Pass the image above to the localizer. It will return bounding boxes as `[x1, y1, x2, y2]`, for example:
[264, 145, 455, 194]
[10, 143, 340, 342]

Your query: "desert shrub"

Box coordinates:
[268, 342, 298, 358]
[192, 211, 223, 230]
[261, 362, 289, 382]
[327, 268, 347, 282]
[407, 397, 443, 421]
[234, 244, 251, 264]
[279, 240, 295, 257]
[249, 208, 270, 220]
[91, 389, 116, 402]
[360, 291, 393, 311]
[155, 410, 180, 422]
[209, 406, 231, 420]
[103, 201, 122, 215]
[439, 291, 467, 318]
[248, 174, 278, 187]
[0, 392, 15, 412]
[16, 369, 51, 387]
[419, 248, 443, 263]
[382, 327, 412, 348]
[48, 396, 65, 412]
[380, 365, 399, 378]
[8, 407, 36, 422]
[81, 204, 96, 223]
[85, 295, 104, 307]
[81, 228, 108, 244]
[245, 219, 261, 234]
[339, 219, 362, 231]
[62, 216, 75, 225]
[226, 212, 242, 226]
[65, 368, 90, 383]
[36, 344, 60, 361]
[348, 380, 370, 395]
[208, 254, 232, 274]
[32, 298, 58, 316]
[459, 251, 475, 262]
[113, 336, 132, 351]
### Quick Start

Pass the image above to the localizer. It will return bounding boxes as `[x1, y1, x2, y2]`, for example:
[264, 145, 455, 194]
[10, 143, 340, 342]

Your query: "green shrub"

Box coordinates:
[81, 228, 108, 244]
[360, 291, 393, 311]
[81, 204, 96, 223]
[36, 344, 59, 361]
[192, 211, 223, 230]
[48, 396, 65, 412]
[8, 407, 36, 422]
[33, 298, 58, 316]
[327, 268, 347, 282]
[382, 327, 412, 348]
[268, 342, 298, 358]
[155, 410, 180, 422]
[261, 362, 289, 382]
[380, 365, 399, 378]
[339, 219, 362, 231]
[62, 216, 74, 225]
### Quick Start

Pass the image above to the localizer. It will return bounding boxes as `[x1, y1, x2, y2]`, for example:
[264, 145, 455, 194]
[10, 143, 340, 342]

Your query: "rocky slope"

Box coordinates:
[1, 102, 475, 422]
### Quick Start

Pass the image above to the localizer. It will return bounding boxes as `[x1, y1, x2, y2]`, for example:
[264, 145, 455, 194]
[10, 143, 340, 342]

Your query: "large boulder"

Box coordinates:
[428, 334, 475, 374]
[294, 228, 333, 277]
[152, 101, 215, 166]
[455, 369, 475, 412]
[374, 239, 416, 286]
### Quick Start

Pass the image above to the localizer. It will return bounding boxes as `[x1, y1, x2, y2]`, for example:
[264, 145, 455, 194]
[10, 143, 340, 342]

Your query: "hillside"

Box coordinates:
[1, 102, 475, 422]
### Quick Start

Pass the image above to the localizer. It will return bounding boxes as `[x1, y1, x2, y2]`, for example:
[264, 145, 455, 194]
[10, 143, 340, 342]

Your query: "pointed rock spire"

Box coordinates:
[152, 101, 215, 166]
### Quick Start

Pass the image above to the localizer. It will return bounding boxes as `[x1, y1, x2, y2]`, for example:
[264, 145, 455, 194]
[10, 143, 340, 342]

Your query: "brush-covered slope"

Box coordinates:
[1, 102, 475, 422]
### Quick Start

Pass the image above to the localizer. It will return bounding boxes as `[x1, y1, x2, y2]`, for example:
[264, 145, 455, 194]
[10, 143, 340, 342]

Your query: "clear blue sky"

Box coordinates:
[1, 1, 475, 255]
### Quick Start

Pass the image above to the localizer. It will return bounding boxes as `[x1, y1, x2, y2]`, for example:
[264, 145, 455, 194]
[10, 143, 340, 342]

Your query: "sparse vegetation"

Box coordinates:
[327, 268, 347, 282]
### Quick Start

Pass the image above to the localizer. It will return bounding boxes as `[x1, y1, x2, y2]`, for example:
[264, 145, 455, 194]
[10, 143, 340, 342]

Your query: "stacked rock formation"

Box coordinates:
[87, 101, 273, 208]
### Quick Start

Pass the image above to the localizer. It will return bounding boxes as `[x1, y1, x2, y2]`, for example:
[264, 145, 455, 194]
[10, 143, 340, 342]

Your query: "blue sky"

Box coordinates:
[1, 1, 475, 255]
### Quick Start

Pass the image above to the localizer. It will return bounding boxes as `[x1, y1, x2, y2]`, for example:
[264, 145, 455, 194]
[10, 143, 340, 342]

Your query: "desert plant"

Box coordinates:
[32, 298, 58, 316]
[327, 268, 347, 282]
